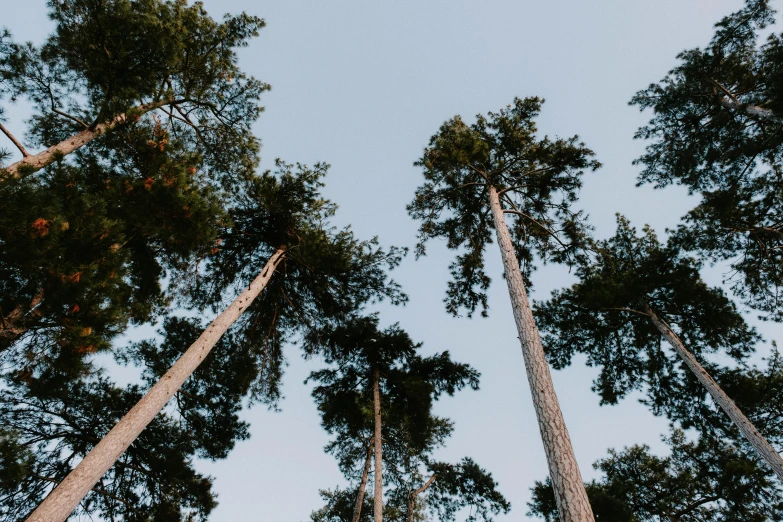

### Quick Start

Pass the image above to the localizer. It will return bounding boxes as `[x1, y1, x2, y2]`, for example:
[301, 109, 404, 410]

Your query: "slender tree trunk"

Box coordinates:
[24, 246, 287, 522]
[642, 301, 783, 482]
[487, 185, 594, 522]
[406, 474, 436, 522]
[2, 99, 174, 181]
[373, 368, 383, 522]
[352, 436, 374, 522]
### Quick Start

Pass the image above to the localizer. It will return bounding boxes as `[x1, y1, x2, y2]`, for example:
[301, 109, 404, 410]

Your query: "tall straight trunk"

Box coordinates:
[2, 99, 174, 181]
[487, 185, 595, 522]
[406, 475, 436, 522]
[352, 436, 374, 522]
[25, 246, 287, 522]
[642, 301, 783, 482]
[373, 368, 383, 522]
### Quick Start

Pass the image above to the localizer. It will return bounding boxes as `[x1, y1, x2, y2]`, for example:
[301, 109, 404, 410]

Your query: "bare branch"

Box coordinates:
[0, 122, 29, 157]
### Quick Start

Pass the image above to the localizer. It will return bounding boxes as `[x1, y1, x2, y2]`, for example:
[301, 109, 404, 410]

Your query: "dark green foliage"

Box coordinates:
[408, 97, 600, 317]
[631, 0, 783, 318]
[306, 316, 508, 522]
[528, 430, 783, 522]
[0, 122, 224, 377]
[180, 162, 406, 404]
[424, 458, 511, 522]
[0, 374, 217, 522]
[1, 0, 266, 182]
[310, 488, 375, 522]
[535, 215, 758, 407]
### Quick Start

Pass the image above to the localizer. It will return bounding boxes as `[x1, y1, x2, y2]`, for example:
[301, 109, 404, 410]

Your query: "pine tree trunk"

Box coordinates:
[24, 246, 287, 522]
[373, 368, 383, 522]
[2, 100, 173, 181]
[643, 301, 783, 482]
[406, 475, 436, 522]
[487, 185, 595, 522]
[352, 436, 374, 522]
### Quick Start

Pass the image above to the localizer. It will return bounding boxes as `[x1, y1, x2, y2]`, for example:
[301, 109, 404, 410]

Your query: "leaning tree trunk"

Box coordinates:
[373, 368, 383, 522]
[643, 302, 783, 483]
[25, 246, 287, 522]
[2, 99, 173, 181]
[487, 185, 595, 522]
[406, 475, 436, 522]
[352, 436, 374, 522]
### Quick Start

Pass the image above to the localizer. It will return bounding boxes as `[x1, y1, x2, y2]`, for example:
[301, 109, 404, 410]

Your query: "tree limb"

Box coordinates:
[0, 122, 29, 157]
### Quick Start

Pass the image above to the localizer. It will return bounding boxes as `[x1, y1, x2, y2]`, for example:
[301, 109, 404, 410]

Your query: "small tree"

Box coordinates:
[631, 0, 783, 318]
[408, 97, 600, 522]
[306, 315, 508, 522]
[529, 429, 783, 522]
[535, 215, 783, 480]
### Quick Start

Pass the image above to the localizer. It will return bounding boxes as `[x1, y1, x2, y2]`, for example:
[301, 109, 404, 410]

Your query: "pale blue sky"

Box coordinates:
[3, 1, 782, 520]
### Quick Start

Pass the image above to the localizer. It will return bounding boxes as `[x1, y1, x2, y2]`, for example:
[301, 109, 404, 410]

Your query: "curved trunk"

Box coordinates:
[487, 185, 595, 522]
[25, 247, 287, 522]
[352, 436, 374, 522]
[643, 302, 783, 482]
[373, 368, 383, 522]
[2, 100, 174, 181]
[406, 475, 436, 522]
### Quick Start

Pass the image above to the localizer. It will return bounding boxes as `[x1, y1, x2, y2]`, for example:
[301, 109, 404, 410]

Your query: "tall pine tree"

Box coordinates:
[408, 97, 600, 522]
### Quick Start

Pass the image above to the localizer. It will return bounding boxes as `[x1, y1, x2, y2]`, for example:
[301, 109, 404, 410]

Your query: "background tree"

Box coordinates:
[408, 96, 600, 522]
[631, 0, 783, 318]
[534, 215, 783, 479]
[306, 315, 508, 522]
[529, 429, 783, 522]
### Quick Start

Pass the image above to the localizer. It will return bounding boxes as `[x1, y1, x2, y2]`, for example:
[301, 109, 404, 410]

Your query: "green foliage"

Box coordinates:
[535, 215, 758, 406]
[631, 0, 783, 318]
[529, 429, 783, 522]
[0, 373, 217, 522]
[1, 0, 266, 182]
[310, 487, 381, 522]
[408, 97, 599, 317]
[0, 122, 224, 377]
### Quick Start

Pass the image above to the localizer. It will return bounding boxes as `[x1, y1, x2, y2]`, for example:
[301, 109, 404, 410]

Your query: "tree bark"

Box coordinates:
[718, 98, 783, 124]
[352, 436, 374, 522]
[373, 367, 383, 522]
[2, 99, 174, 181]
[24, 246, 287, 522]
[642, 301, 783, 483]
[487, 184, 595, 522]
[0, 290, 44, 344]
[406, 474, 436, 522]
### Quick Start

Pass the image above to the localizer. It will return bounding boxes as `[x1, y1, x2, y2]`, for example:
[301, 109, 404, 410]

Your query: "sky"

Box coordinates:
[3, 1, 783, 521]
